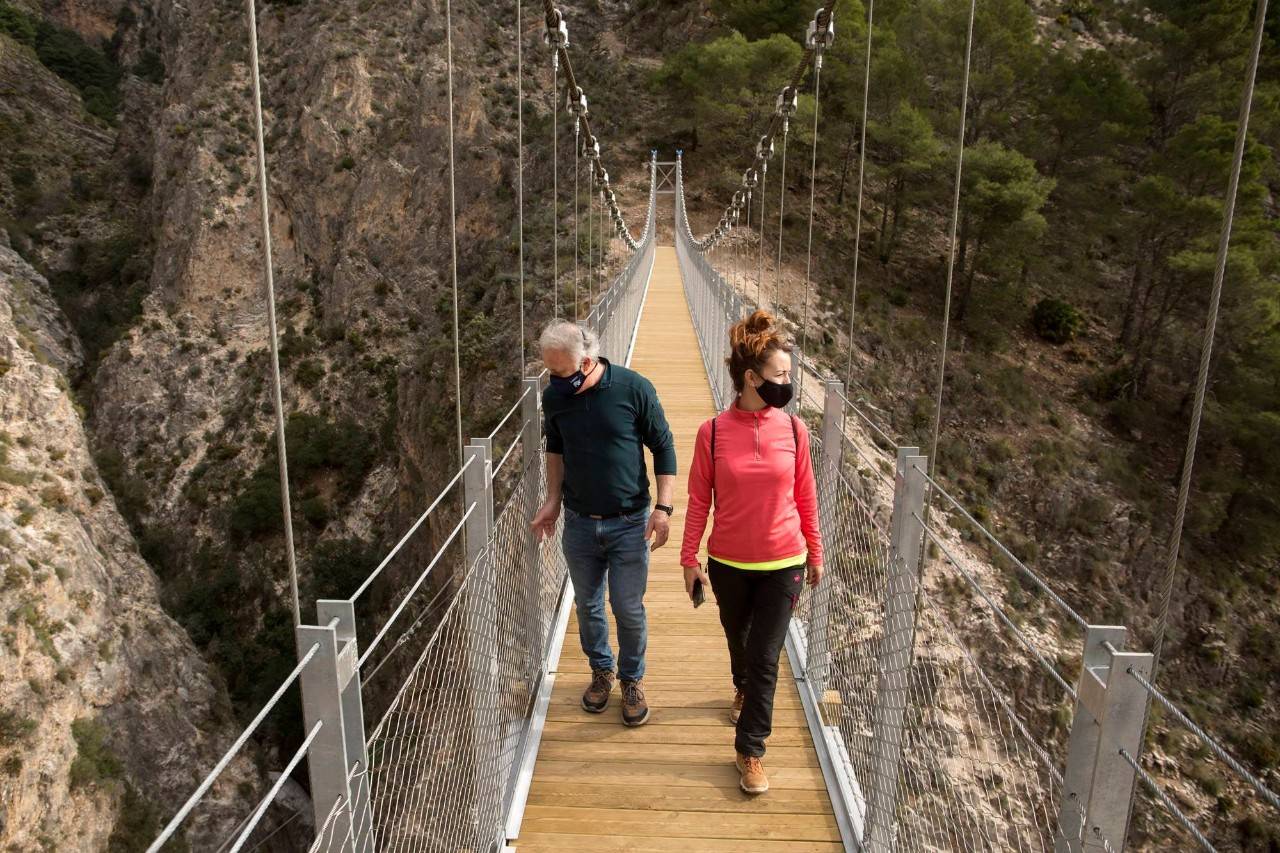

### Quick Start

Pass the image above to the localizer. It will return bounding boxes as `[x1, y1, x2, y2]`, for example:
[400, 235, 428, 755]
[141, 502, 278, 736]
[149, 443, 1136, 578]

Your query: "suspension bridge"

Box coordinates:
[141, 0, 1277, 851]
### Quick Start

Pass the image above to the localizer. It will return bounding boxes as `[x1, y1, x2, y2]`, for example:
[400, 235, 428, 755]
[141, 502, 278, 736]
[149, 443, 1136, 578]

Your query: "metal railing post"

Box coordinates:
[864, 446, 928, 852]
[463, 438, 501, 848]
[520, 379, 545, 665]
[1055, 627, 1153, 852]
[315, 600, 374, 851]
[803, 379, 844, 697]
[296, 611, 361, 852]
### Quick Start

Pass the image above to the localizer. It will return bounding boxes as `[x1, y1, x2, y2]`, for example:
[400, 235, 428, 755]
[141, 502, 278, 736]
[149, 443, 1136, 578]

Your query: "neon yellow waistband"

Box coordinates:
[710, 552, 806, 571]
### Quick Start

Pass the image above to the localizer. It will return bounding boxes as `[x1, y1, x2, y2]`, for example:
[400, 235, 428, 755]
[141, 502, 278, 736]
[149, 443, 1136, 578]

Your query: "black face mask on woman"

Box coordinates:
[755, 376, 794, 409]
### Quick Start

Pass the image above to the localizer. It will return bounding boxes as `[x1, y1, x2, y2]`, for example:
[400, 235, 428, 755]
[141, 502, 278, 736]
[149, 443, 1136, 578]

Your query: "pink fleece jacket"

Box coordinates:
[680, 401, 823, 569]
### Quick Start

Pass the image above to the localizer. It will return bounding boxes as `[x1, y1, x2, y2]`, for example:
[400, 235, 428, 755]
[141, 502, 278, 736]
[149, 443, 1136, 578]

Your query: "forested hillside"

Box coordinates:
[652, 0, 1279, 847]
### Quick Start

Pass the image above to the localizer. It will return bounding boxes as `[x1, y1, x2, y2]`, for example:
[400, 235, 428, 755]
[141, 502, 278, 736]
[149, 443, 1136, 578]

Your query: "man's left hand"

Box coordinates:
[645, 510, 670, 552]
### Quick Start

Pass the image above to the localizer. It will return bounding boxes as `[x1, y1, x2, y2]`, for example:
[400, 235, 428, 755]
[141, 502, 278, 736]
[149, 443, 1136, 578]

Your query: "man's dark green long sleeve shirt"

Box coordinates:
[542, 359, 677, 515]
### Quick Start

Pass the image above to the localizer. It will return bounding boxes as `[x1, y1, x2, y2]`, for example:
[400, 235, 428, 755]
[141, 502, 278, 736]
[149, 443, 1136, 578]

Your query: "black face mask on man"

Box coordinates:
[549, 327, 593, 396]
[754, 375, 794, 409]
[549, 365, 588, 396]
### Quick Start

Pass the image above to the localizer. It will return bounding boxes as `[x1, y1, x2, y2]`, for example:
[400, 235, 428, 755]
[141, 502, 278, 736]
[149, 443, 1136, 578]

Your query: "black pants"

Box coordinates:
[708, 558, 805, 757]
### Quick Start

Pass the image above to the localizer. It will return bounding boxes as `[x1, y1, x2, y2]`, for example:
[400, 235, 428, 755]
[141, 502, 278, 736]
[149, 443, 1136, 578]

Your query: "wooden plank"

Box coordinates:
[515, 247, 837, 851]
[542, 706, 810, 728]
[538, 720, 814, 746]
[546, 688, 804, 710]
[525, 782, 834, 814]
[525, 759, 828, 790]
[520, 805, 840, 841]
[514, 834, 843, 852]
[534, 740, 821, 769]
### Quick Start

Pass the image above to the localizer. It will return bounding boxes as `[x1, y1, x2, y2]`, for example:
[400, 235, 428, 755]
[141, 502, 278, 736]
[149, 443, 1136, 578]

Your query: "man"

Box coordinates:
[532, 321, 676, 727]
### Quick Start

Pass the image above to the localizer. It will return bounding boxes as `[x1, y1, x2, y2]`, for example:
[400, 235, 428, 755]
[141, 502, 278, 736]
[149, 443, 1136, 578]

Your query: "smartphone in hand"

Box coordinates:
[691, 577, 706, 608]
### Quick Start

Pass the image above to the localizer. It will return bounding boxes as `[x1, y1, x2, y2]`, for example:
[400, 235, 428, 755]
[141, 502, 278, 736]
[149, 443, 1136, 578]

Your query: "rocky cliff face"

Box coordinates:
[0, 239, 251, 850]
[2, 0, 657, 846]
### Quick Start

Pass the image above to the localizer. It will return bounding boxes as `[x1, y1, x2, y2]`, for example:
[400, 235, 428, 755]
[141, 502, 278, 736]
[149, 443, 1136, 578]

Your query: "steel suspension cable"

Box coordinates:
[517, 0, 526, 372]
[573, 118, 580, 319]
[445, 0, 464, 466]
[774, 125, 789, 308]
[587, 163, 594, 309]
[757, 161, 767, 304]
[552, 51, 560, 317]
[844, 0, 874, 394]
[542, 2, 643, 245]
[245, 0, 301, 628]
[1151, 0, 1269, 677]
[798, 53, 825, 401]
[922, 0, 977, 536]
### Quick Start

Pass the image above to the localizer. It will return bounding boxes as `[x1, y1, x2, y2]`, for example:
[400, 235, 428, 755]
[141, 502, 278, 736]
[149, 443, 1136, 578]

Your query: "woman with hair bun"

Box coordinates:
[680, 309, 824, 795]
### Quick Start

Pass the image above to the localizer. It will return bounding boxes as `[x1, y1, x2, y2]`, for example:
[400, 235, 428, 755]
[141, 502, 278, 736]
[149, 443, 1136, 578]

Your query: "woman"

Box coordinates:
[680, 309, 824, 795]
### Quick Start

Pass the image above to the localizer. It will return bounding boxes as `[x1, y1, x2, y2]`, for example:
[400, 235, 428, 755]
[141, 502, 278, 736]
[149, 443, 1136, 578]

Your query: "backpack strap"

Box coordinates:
[709, 414, 717, 497]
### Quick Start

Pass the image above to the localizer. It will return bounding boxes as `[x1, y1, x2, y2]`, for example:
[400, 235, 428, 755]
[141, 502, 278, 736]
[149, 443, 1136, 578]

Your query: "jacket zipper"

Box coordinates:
[754, 416, 760, 460]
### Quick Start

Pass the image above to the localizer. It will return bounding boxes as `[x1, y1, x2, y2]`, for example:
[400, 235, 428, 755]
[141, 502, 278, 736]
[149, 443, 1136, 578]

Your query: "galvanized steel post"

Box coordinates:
[296, 604, 366, 852]
[864, 446, 928, 851]
[463, 438, 500, 847]
[1056, 626, 1153, 852]
[521, 379, 545, 662]
[804, 378, 844, 696]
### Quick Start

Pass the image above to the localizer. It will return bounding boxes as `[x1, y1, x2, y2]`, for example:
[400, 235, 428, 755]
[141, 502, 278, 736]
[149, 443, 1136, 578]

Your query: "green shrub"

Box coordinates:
[109, 783, 188, 852]
[0, 2, 36, 46]
[295, 358, 325, 388]
[139, 526, 182, 578]
[306, 537, 378, 601]
[228, 468, 281, 537]
[24, 14, 122, 121]
[9, 164, 35, 189]
[1237, 815, 1280, 850]
[132, 49, 164, 85]
[300, 495, 328, 527]
[986, 438, 1014, 463]
[69, 717, 122, 788]
[94, 446, 148, 529]
[49, 234, 150, 374]
[0, 710, 36, 745]
[1031, 297, 1084, 344]
[229, 414, 374, 538]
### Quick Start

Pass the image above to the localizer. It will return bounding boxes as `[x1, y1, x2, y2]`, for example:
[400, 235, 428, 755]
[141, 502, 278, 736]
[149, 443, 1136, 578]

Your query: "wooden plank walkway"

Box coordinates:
[514, 246, 840, 852]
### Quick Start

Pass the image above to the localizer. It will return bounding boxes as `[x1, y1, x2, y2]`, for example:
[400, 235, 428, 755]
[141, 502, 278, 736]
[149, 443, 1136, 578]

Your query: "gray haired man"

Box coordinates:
[531, 321, 676, 726]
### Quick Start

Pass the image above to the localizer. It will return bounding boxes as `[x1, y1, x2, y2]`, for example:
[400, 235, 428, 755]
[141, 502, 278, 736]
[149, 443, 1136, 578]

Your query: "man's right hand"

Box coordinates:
[531, 499, 561, 541]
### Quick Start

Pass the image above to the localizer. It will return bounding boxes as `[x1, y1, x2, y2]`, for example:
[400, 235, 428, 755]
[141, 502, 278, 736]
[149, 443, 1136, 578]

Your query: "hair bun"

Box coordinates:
[744, 309, 774, 334]
[730, 309, 775, 349]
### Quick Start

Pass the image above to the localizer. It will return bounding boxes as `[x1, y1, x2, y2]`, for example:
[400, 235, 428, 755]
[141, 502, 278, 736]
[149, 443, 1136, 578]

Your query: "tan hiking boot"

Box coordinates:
[730, 688, 746, 725]
[582, 669, 615, 713]
[621, 678, 650, 727]
[736, 753, 769, 794]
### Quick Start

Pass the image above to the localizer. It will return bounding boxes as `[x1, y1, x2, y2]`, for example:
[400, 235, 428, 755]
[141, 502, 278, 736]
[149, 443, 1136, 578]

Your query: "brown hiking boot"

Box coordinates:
[730, 688, 746, 725]
[621, 678, 650, 727]
[736, 753, 769, 794]
[582, 669, 615, 713]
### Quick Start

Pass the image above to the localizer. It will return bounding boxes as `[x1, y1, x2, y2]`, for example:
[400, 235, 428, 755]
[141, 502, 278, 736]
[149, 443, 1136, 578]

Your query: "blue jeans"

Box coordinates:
[562, 506, 650, 682]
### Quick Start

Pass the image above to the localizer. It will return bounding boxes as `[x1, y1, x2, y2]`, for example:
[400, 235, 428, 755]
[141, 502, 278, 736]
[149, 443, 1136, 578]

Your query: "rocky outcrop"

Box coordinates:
[0, 239, 251, 850]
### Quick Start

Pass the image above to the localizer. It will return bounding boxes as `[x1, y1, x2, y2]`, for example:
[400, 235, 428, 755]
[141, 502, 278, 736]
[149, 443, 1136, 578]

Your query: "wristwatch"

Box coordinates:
[654, 503, 674, 517]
